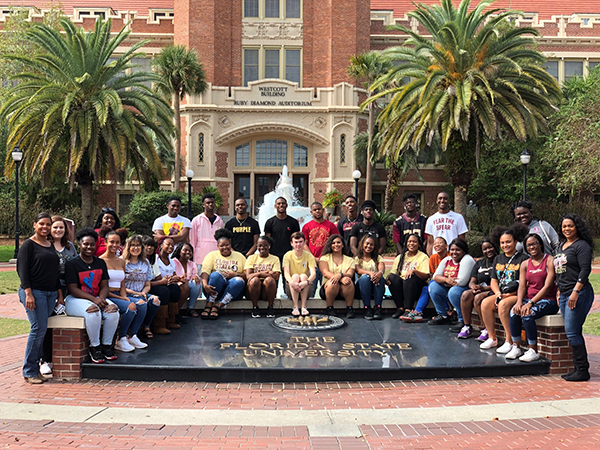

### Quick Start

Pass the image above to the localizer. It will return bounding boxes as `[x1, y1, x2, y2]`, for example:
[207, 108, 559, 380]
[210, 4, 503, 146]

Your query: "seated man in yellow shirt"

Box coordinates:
[283, 232, 316, 317]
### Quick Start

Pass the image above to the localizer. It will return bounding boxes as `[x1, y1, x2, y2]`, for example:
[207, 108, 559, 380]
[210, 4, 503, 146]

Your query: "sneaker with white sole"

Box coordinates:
[496, 342, 513, 354]
[476, 329, 489, 342]
[519, 348, 540, 362]
[128, 335, 148, 349]
[115, 336, 135, 352]
[480, 338, 498, 349]
[505, 344, 522, 360]
[457, 325, 472, 339]
[40, 362, 53, 375]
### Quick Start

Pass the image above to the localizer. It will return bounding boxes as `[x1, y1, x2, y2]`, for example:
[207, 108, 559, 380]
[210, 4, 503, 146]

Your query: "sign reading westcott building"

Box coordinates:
[231, 80, 314, 107]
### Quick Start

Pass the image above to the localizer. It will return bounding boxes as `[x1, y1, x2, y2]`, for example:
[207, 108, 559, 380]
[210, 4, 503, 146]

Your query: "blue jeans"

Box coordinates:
[312, 266, 322, 296]
[204, 272, 245, 305]
[429, 281, 469, 321]
[188, 280, 202, 309]
[110, 296, 148, 338]
[510, 299, 559, 345]
[19, 288, 57, 378]
[559, 284, 594, 346]
[357, 274, 385, 307]
[414, 284, 430, 313]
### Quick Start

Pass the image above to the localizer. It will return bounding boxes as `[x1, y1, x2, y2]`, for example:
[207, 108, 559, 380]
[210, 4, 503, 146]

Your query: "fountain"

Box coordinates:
[256, 165, 312, 232]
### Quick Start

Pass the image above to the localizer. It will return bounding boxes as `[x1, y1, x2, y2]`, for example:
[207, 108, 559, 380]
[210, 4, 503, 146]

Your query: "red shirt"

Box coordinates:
[302, 220, 339, 258]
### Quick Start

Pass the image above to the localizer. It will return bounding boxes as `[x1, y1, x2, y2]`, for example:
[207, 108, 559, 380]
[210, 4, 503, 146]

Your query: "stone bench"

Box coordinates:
[470, 312, 571, 375]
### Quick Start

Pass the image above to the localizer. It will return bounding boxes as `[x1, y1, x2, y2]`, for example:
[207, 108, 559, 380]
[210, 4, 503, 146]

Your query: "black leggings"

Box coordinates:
[150, 284, 180, 305]
[388, 273, 427, 310]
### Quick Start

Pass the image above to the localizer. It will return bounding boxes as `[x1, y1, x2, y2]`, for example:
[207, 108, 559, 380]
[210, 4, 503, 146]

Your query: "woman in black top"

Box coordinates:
[458, 239, 498, 339]
[554, 214, 595, 382]
[16, 213, 60, 384]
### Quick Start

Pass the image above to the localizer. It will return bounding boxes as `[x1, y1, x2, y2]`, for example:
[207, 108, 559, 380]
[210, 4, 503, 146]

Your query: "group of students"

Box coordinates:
[16, 191, 594, 384]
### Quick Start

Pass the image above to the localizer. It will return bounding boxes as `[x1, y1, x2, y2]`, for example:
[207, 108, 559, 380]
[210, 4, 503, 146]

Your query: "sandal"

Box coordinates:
[292, 307, 300, 316]
[144, 327, 154, 339]
[301, 307, 309, 316]
[201, 302, 213, 320]
[188, 309, 199, 318]
[209, 304, 222, 320]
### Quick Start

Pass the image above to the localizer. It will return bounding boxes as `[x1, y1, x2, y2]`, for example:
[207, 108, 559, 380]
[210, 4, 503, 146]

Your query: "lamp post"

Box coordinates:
[520, 149, 530, 201]
[185, 169, 194, 219]
[352, 169, 361, 201]
[12, 146, 23, 261]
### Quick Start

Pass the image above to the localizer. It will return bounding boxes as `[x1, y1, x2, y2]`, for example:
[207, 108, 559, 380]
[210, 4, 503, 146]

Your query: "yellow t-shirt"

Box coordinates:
[390, 251, 429, 279]
[282, 250, 316, 277]
[354, 255, 383, 273]
[245, 254, 281, 273]
[201, 250, 246, 276]
[319, 253, 355, 283]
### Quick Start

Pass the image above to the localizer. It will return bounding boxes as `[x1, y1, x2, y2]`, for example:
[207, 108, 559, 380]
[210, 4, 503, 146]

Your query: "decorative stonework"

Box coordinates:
[334, 115, 353, 125]
[191, 114, 211, 124]
[313, 117, 326, 129]
[242, 21, 303, 40]
[215, 123, 329, 147]
[218, 116, 232, 128]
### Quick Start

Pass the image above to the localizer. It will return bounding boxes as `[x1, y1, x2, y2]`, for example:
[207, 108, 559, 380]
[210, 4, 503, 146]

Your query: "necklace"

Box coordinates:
[237, 217, 247, 227]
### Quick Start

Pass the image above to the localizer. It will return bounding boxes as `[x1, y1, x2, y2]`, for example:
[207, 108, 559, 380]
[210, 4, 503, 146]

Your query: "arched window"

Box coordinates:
[340, 134, 346, 165]
[198, 133, 205, 164]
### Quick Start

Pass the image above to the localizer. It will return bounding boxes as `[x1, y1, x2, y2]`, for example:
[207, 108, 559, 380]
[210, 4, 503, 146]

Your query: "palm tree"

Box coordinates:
[152, 45, 207, 192]
[369, 0, 561, 215]
[347, 52, 392, 201]
[1, 18, 175, 225]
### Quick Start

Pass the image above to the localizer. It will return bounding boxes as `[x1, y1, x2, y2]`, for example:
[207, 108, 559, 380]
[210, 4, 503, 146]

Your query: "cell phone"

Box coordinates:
[54, 303, 66, 315]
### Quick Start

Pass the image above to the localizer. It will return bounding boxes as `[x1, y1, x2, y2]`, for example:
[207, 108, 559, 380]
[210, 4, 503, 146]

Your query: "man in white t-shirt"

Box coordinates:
[152, 196, 192, 244]
[425, 192, 468, 256]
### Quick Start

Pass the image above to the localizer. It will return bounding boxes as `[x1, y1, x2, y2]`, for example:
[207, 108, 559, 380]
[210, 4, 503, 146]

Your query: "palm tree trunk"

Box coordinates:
[80, 178, 94, 227]
[365, 102, 374, 201]
[173, 92, 181, 192]
[384, 162, 400, 212]
[454, 186, 468, 217]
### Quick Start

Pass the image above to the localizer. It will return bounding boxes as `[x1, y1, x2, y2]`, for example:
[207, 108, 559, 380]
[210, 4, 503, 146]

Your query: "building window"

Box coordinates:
[285, 49, 301, 84]
[286, 0, 301, 18]
[243, 0, 302, 19]
[256, 140, 287, 166]
[294, 143, 308, 167]
[265, 49, 280, 79]
[198, 133, 205, 164]
[340, 134, 346, 164]
[545, 61, 558, 80]
[118, 193, 135, 216]
[265, 0, 280, 18]
[131, 58, 151, 87]
[372, 193, 383, 212]
[244, 0, 259, 18]
[236, 143, 250, 166]
[244, 48, 259, 86]
[565, 61, 583, 80]
[590, 61, 600, 72]
[151, 10, 174, 21]
[243, 47, 302, 86]
[75, 9, 109, 20]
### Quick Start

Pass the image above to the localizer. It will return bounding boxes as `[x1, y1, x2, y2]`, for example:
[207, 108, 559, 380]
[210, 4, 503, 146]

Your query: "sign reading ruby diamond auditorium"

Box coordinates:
[231, 80, 314, 107]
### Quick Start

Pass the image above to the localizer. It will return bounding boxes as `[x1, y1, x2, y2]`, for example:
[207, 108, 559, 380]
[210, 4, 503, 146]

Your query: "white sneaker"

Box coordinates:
[480, 338, 498, 349]
[496, 342, 513, 354]
[505, 344, 522, 360]
[115, 336, 135, 352]
[519, 348, 540, 362]
[128, 335, 148, 349]
[40, 362, 53, 375]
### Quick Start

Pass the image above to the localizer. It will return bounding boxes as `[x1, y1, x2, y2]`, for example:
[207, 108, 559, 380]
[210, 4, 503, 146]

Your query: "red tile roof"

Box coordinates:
[2, 0, 173, 16]
[371, 1, 600, 20]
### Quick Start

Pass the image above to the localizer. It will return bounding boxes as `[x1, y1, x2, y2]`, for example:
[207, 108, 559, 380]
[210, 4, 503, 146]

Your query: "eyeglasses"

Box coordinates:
[129, 244, 142, 248]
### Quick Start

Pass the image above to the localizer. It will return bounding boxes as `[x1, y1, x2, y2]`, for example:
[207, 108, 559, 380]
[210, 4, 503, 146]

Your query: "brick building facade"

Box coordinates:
[2, 0, 600, 216]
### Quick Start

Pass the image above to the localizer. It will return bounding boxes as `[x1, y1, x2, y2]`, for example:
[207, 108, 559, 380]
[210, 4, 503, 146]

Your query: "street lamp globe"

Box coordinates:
[520, 149, 530, 165]
[185, 169, 194, 178]
[12, 146, 22, 162]
[352, 169, 361, 180]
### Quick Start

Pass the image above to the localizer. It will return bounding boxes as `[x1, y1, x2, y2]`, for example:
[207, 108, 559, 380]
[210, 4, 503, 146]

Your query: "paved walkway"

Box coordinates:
[1, 289, 600, 448]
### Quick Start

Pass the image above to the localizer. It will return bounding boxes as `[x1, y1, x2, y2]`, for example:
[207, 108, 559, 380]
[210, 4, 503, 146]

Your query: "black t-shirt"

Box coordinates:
[337, 214, 363, 256]
[264, 215, 300, 258]
[65, 256, 109, 297]
[554, 239, 593, 291]
[470, 258, 495, 286]
[490, 252, 528, 294]
[17, 239, 60, 291]
[393, 214, 427, 250]
[350, 222, 387, 247]
[224, 216, 261, 256]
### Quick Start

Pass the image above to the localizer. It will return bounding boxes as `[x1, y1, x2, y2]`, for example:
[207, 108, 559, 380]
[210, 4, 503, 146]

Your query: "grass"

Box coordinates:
[588, 273, 600, 295]
[0, 317, 29, 338]
[583, 312, 600, 336]
[0, 246, 14, 263]
[0, 271, 20, 294]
